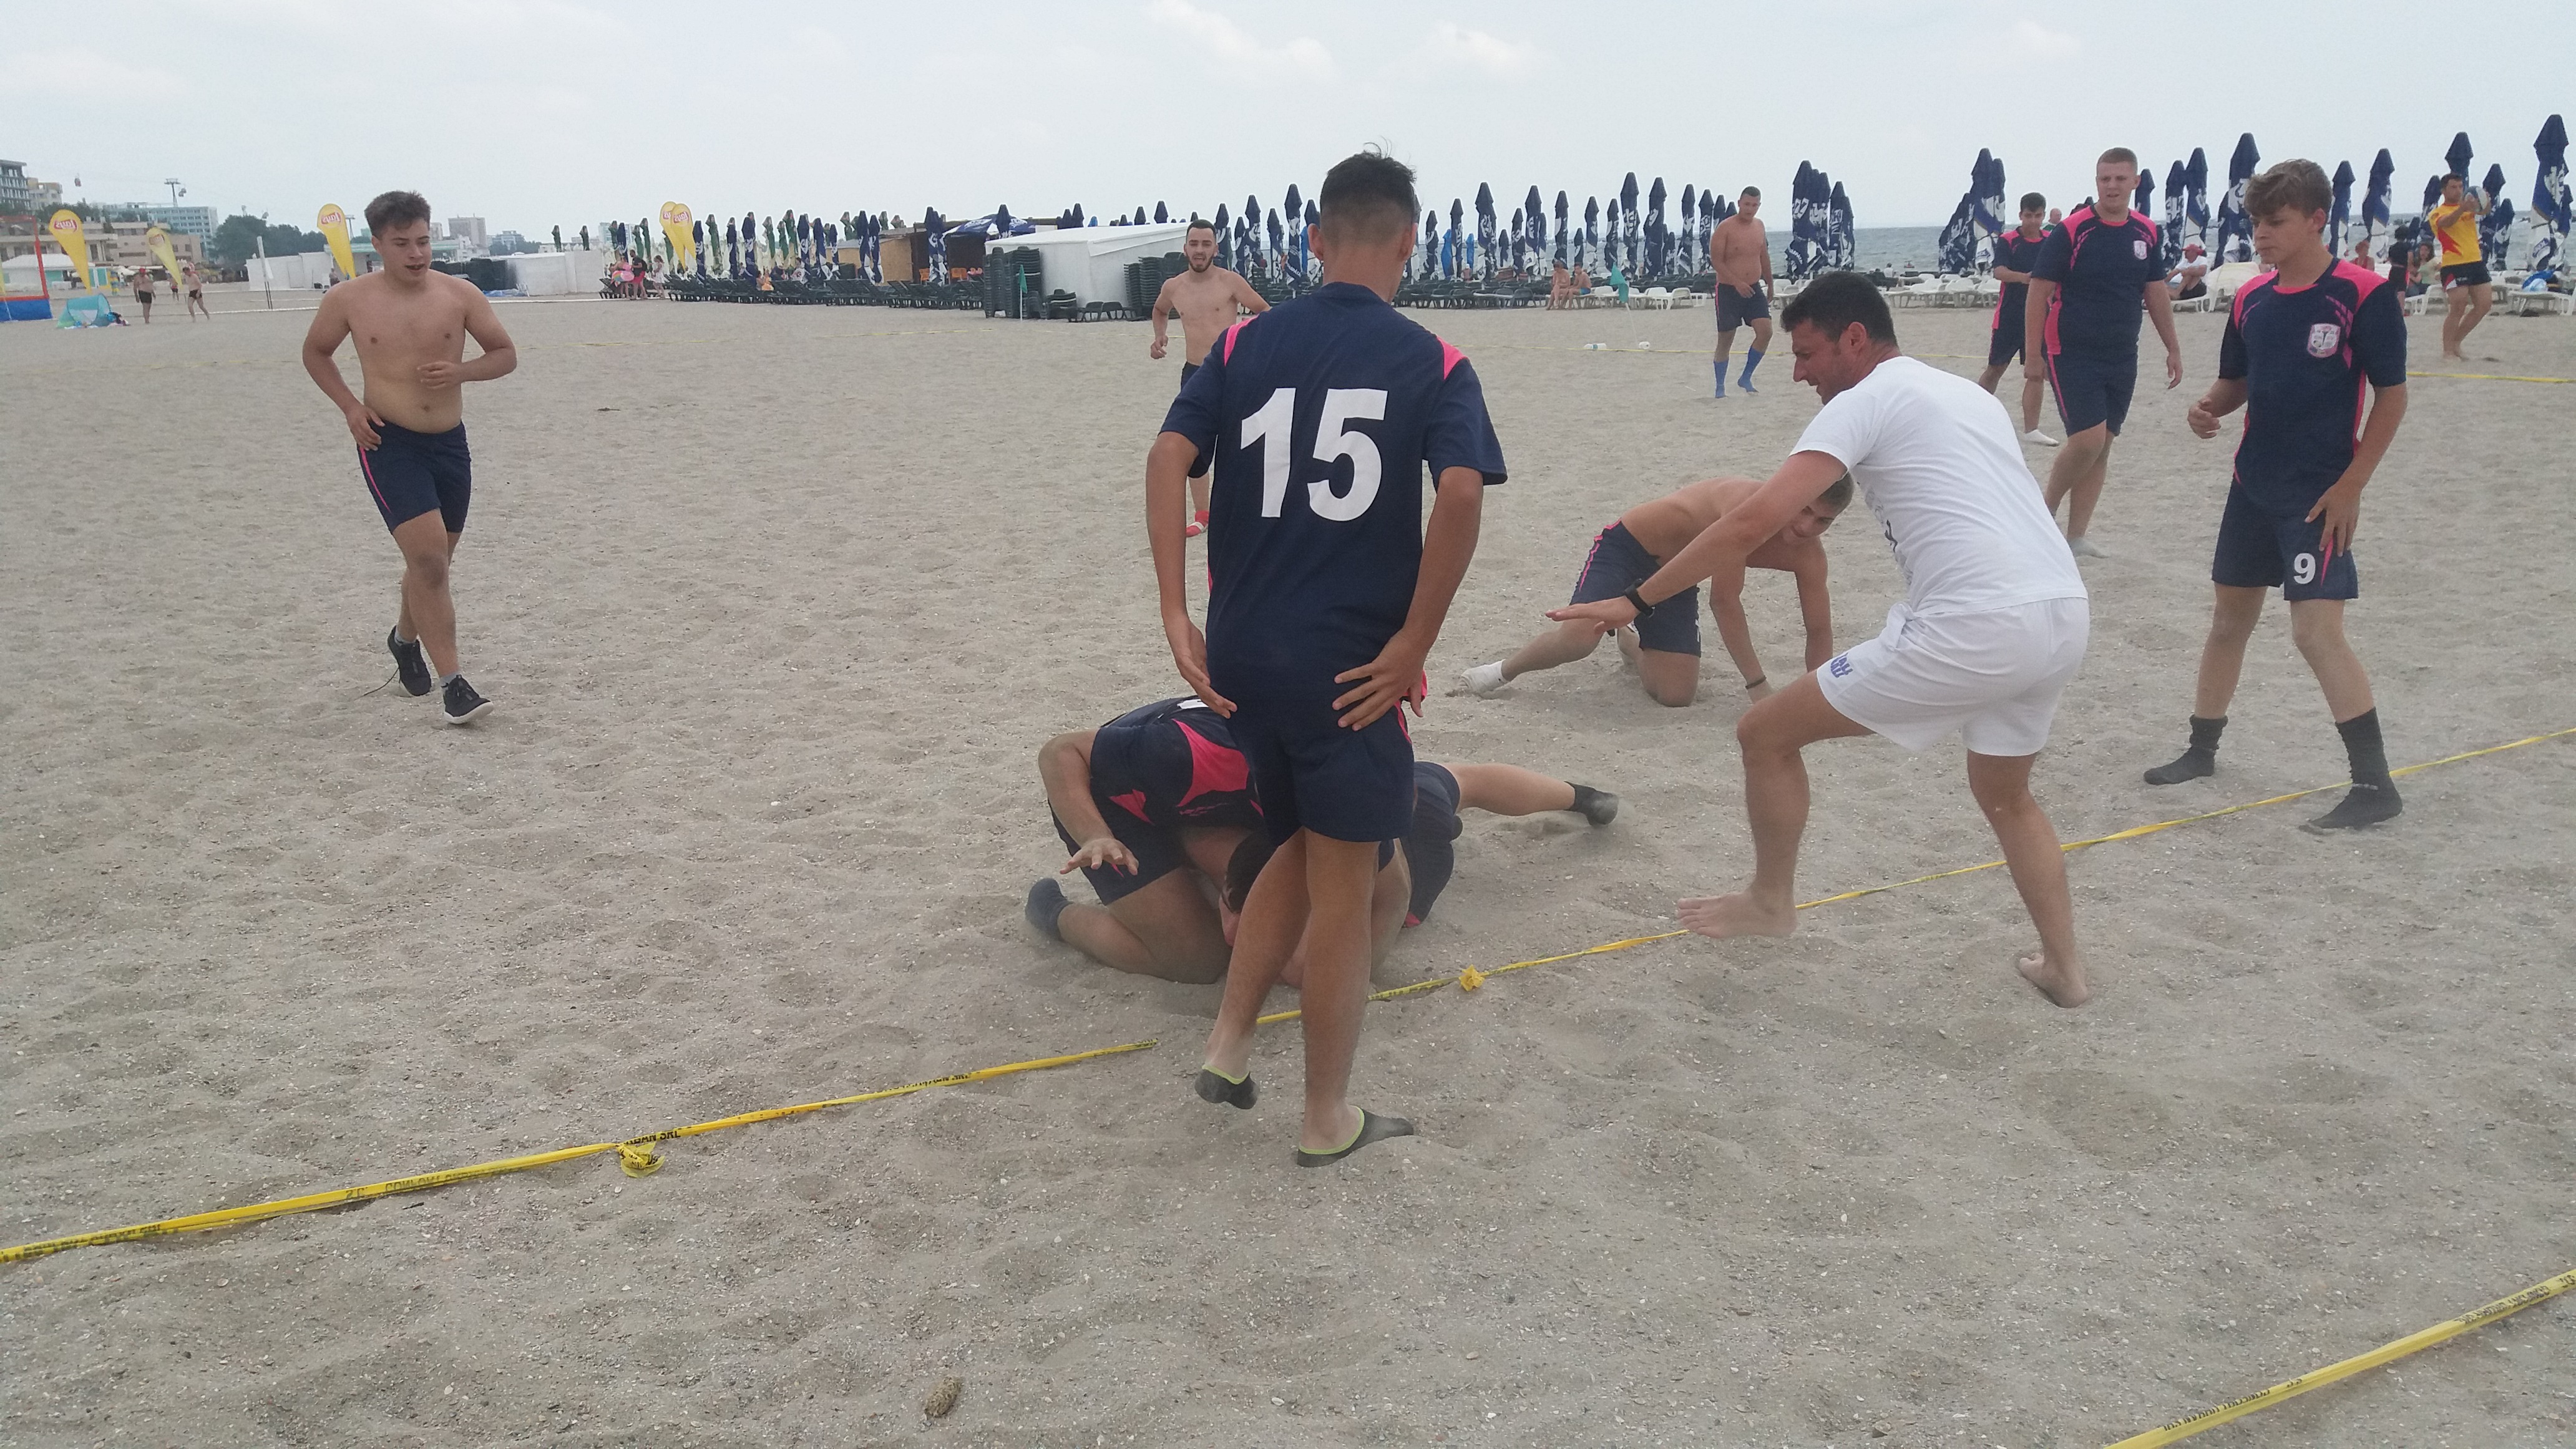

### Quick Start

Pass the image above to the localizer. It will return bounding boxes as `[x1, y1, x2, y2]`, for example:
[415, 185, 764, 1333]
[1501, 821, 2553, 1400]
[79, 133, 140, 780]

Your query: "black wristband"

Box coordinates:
[1622, 586, 1656, 619]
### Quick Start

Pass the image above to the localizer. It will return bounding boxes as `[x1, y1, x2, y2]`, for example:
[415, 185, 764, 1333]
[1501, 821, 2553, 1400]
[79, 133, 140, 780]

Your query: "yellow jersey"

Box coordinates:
[2429, 201, 2482, 265]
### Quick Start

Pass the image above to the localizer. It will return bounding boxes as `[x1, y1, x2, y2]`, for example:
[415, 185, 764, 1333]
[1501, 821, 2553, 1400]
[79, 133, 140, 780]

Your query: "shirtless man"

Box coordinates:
[131, 266, 156, 324]
[1463, 474, 1845, 706]
[182, 263, 210, 320]
[300, 190, 517, 726]
[1148, 219, 1269, 535]
[1710, 187, 1773, 398]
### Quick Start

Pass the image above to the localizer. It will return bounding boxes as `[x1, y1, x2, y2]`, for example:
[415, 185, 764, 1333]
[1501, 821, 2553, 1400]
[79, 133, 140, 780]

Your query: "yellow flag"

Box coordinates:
[316, 203, 359, 281]
[146, 225, 183, 284]
[47, 210, 93, 288]
[659, 202, 695, 266]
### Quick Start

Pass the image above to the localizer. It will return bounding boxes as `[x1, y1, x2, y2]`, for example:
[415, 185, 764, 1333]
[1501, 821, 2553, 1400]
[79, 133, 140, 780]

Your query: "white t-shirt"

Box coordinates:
[1792, 355, 2087, 616]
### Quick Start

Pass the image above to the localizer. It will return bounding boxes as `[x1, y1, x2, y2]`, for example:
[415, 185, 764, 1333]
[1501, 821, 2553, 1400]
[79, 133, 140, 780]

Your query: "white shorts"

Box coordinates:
[1817, 597, 2089, 756]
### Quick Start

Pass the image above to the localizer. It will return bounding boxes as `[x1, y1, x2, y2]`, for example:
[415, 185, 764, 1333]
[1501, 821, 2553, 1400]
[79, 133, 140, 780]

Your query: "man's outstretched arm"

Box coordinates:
[1550, 451, 1845, 634]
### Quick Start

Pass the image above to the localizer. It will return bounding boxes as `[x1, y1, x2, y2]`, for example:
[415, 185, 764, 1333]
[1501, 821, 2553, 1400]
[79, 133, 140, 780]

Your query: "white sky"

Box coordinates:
[4, 1, 2564, 235]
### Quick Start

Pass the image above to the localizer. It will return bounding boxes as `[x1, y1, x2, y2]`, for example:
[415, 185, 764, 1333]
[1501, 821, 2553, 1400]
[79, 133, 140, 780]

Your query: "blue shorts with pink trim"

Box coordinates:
[360, 421, 472, 533]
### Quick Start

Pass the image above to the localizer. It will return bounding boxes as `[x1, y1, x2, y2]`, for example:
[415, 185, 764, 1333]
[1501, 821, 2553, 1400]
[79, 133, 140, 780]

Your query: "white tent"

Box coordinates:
[500, 248, 607, 296]
[2, 250, 105, 287]
[981, 222, 1189, 305]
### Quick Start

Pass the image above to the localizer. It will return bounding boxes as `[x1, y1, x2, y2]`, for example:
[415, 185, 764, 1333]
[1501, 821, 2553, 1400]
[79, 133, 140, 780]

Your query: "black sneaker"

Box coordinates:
[387, 629, 432, 696]
[441, 676, 495, 726]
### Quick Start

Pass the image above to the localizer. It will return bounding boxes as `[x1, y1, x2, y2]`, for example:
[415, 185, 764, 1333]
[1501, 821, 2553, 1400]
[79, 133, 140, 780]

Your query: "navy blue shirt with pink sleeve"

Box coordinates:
[2218, 260, 2407, 514]
[1159, 281, 1506, 844]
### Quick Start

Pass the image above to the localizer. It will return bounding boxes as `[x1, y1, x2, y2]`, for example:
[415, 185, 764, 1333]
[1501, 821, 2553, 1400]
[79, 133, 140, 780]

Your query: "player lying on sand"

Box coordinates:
[1024, 696, 1617, 985]
[1462, 474, 1846, 706]
[1551, 273, 2095, 1007]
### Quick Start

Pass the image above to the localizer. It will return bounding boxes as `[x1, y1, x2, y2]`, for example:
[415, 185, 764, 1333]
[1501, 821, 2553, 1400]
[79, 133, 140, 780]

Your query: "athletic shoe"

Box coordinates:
[441, 676, 495, 726]
[1460, 661, 1507, 696]
[2068, 536, 2109, 559]
[2024, 429, 2060, 446]
[387, 628, 432, 696]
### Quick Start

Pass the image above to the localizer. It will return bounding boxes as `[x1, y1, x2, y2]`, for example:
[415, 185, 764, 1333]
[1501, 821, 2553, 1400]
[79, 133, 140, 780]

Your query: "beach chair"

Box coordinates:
[1636, 286, 1671, 311]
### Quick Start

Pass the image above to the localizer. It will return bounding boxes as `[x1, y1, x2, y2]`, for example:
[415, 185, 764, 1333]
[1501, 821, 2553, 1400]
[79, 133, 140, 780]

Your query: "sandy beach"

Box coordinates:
[3, 287, 2571, 1448]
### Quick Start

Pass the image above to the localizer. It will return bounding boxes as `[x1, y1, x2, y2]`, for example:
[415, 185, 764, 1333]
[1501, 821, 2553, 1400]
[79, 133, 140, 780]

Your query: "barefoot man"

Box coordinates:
[1551, 273, 2095, 1007]
[1149, 219, 1268, 537]
[1710, 187, 1773, 398]
[301, 190, 517, 726]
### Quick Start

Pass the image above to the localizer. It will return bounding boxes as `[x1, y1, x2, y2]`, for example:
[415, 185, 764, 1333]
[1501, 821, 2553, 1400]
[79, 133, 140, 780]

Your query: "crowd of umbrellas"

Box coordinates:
[599, 167, 1862, 291]
[599, 117, 2565, 296]
[1933, 117, 2569, 280]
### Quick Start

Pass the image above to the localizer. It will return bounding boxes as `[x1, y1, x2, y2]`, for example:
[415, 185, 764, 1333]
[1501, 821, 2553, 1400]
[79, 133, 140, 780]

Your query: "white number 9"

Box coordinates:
[2291, 552, 2318, 585]
[1307, 388, 1388, 522]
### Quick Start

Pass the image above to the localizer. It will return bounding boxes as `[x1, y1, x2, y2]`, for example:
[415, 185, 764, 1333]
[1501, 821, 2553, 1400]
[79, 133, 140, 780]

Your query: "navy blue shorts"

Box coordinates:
[1178, 363, 1210, 478]
[360, 421, 472, 533]
[2211, 487, 2357, 600]
[1715, 284, 1770, 331]
[2046, 350, 2137, 437]
[1988, 320, 2026, 368]
[1227, 693, 1415, 847]
[1399, 761, 1462, 925]
[1571, 522, 1699, 656]
[1051, 807, 1186, 906]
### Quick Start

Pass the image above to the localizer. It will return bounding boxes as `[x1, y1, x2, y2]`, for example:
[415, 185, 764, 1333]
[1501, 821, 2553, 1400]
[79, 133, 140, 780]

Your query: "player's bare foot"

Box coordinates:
[2017, 950, 2090, 1008]
[1677, 891, 1797, 939]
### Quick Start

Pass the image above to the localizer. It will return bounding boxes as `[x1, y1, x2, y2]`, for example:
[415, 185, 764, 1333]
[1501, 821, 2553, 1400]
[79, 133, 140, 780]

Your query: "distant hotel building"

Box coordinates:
[0, 160, 31, 213]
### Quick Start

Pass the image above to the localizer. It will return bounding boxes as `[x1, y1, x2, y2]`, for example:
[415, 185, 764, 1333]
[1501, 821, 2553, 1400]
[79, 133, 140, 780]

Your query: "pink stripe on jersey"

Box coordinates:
[1437, 338, 1466, 378]
[1220, 320, 1248, 364]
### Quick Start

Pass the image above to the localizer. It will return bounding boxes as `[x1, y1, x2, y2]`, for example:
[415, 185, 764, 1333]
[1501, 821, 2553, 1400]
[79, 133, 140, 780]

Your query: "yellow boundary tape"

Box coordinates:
[0, 1040, 1154, 1265]
[1256, 723, 2576, 1026]
[2102, 1266, 2576, 1447]
[4, 723, 2567, 1266]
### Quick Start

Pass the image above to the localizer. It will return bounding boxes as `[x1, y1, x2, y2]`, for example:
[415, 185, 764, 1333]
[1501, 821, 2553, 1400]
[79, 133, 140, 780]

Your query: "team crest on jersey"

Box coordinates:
[2307, 322, 2342, 357]
[2133, 238, 2149, 259]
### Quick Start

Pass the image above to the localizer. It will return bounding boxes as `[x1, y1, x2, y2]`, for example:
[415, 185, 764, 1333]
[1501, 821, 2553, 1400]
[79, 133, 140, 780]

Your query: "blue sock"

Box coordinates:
[1739, 348, 1765, 389]
[1713, 355, 1727, 396]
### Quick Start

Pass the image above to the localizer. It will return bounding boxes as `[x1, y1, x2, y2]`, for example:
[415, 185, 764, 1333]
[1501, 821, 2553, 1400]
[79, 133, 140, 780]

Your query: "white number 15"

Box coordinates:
[1241, 386, 1388, 522]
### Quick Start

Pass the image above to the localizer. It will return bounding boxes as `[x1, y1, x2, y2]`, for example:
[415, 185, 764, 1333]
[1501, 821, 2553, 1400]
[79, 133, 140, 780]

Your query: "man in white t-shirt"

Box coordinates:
[1549, 272, 2095, 1007]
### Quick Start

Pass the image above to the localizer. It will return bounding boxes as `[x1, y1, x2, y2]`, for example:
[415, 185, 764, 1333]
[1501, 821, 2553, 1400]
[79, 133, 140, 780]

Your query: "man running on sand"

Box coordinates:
[1553, 273, 2095, 1007]
[1461, 474, 1847, 707]
[301, 190, 517, 726]
[2144, 160, 2409, 831]
[1151, 149, 1503, 1164]
[2024, 148, 2183, 558]
[1150, 219, 1269, 538]
[1710, 187, 1773, 398]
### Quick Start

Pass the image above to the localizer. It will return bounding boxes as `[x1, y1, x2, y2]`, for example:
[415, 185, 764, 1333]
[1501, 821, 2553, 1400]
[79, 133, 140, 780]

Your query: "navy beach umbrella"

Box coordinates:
[1553, 192, 1569, 268]
[2215, 134, 2260, 261]
[2530, 115, 2570, 277]
[1619, 173, 1640, 275]
[2330, 161, 2354, 258]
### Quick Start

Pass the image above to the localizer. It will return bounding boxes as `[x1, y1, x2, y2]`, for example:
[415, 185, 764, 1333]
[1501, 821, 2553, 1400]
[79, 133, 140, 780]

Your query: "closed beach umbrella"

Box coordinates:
[1153, 202, 1168, 225]
[1553, 192, 1569, 268]
[2330, 162, 2354, 258]
[1284, 184, 1304, 281]
[1302, 200, 1319, 281]
[2131, 163, 2154, 240]
[1416, 208, 1437, 279]
[2162, 160, 2189, 268]
[2215, 133, 2259, 261]
[1619, 173, 1640, 275]
[1602, 197, 1619, 277]
[1938, 195, 1976, 274]
[2183, 150, 2212, 254]
[2363, 149, 2394, 260]
[1646, 177, 1667, 275]
[1439, 211, 1456, 278]
[1828, 182, 1854, 269]
[2530, 115, 2570, 277]
[2478, 163, 2512, 266]
[1583, 197, 1599, 273]
[1473, 183, 1496, 280]
[2446, 132, 2474, 184]
[1785, 162, 1817, 279]
[1267, 208, 1284, 280]
[1968, 150, 2006, 270]
[1524, 185, 1546, 275]
[1678, 183, 1696, 270]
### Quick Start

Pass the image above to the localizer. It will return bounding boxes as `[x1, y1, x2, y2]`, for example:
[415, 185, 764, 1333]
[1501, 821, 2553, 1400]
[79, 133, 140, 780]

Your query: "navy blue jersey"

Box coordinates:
[1161, 283, 1506, 701]
[2034, 205, 2162, 358]
[1087, 697, 1262, 831]
[1991, 227, 2046, 333]
[2217, 260, 2406, 513]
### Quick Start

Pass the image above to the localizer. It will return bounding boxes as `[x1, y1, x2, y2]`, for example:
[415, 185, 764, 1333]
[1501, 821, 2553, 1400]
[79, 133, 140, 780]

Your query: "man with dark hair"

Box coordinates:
[1978, 192, 2055, 444]
[1462, 474, 1847, 706]
[1551, 271, 2095, 1008]
[2024, 148, 2183, 558]
[2145, 159, 2409, 831]
[1710, 187, 1773, 397]
[1149, 147, 1504, 1164]
[2426, 173, 2493, 360]
[301, 189, 518, 725]
[1151, 218, 1269, 537]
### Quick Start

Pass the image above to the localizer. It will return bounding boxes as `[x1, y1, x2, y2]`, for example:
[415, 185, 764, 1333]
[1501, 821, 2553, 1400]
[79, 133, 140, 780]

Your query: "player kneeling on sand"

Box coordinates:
[1024, 696, 1617, 984]
[2142, 160, 2408, 831]
[1551, 272, 2095, 1007]
[1463, 474, 1845, 707]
